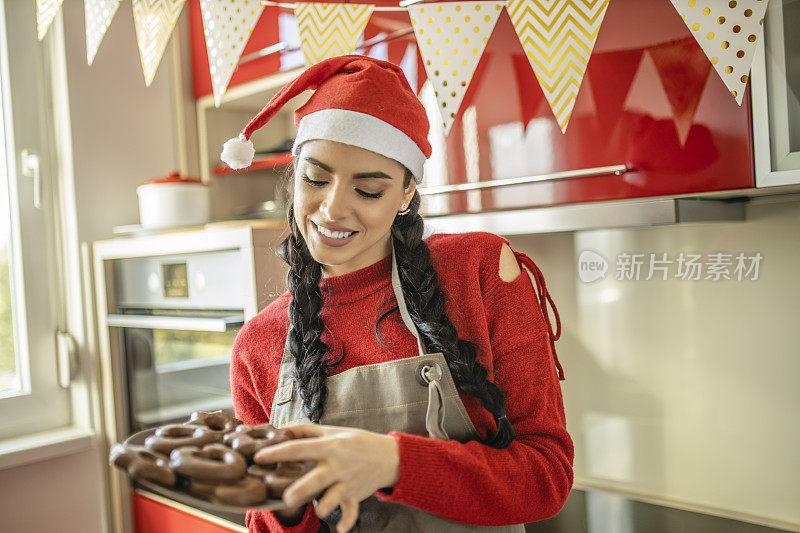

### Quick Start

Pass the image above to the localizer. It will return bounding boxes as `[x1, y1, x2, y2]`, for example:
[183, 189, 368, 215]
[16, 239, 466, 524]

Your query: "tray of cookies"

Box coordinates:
[109, 410, 313, 513]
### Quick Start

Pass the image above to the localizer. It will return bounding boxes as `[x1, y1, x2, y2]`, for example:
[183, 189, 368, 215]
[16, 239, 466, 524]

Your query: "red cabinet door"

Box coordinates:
[132, 493, 241, 533]
[424, 0, 754, 214]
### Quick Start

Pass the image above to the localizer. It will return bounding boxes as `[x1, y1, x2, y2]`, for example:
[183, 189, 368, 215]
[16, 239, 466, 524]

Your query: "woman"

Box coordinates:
[222, 55, 573, 533]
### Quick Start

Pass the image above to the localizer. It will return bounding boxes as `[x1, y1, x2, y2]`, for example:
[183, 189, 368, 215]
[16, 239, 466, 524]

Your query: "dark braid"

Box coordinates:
[279, 168, 513, 447]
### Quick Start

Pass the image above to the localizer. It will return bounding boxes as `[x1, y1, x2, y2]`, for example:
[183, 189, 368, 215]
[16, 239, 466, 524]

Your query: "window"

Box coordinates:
[0, 0, 70, 440]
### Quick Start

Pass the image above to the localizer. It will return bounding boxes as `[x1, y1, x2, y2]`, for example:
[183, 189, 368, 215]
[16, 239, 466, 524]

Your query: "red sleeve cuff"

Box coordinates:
[248, 503, 320, 533]
[374, 431, 441, 506]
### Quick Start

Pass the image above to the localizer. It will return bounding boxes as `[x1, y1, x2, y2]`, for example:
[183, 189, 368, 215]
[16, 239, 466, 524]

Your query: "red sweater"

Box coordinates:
[230, 232, 574, 532]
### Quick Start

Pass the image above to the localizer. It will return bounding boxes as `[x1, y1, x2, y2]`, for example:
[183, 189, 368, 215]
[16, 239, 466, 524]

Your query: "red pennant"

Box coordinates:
[648, 36, 712, 146]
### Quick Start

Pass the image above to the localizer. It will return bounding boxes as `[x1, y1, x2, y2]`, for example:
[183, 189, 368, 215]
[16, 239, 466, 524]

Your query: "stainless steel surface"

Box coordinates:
[418, 164, 629, 196]
[425, 198, 747, 235]
[106, 314, 244, 332]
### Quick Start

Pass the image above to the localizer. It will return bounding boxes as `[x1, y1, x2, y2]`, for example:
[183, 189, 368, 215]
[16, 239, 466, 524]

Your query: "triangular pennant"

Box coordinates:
[132, 0, 187, 87]
[648, 37, 711, 146]
[199, 0, 264, 107]
[587, 47, 643, 131]
[85, 0, 123, 65]
[409, 1, 503, 135]
[506, 0, 610, 133]
[668, 0, 769, 105]
[37, 0, 65, 41]
[295, 3, 375, 66]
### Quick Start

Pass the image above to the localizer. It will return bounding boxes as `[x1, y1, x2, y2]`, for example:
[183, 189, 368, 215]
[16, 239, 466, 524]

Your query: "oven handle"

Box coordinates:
[106, 314, 245, 332]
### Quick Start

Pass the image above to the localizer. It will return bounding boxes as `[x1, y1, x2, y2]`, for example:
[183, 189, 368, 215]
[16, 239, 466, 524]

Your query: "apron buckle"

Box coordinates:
[415, 361, 443, 386]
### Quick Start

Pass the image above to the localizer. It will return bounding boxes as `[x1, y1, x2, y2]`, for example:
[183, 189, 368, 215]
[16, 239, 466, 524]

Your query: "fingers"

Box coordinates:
[282, 465, 336, 508]
[313, 481, 346, 518]
[337, 497, 359, 533]
[254, 436, 329, 464]
[281, 422, 327, 439]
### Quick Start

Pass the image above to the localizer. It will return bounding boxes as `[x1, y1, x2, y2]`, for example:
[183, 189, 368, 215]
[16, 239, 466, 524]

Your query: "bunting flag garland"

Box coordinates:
[37, 0, 65, 41]
[32, 0, 770, 133]
[409, 1, 503, 135]
[669, 0, 769, 105]
[294, 3, 374, 66]
[132, 0, 187, 86]
[85, 0, 123, 65]
[506, 0, 610, 133]
[199, 0, 265, 107]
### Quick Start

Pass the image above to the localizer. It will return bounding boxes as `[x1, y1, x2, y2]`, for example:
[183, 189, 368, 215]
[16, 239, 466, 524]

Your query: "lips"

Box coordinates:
[312, 220, 355, 232]
[311, 221, 358, 247]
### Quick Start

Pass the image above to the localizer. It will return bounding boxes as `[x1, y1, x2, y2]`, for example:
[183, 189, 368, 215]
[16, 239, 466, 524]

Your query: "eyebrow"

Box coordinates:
[302, 157, 394, 180]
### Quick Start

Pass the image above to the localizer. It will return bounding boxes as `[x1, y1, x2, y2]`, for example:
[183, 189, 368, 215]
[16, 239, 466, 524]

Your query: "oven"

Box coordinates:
[108, 249, 246, 432]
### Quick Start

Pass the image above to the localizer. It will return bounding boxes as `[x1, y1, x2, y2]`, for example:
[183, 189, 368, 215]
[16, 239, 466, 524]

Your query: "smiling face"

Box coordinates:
[292, 139, 416, 277]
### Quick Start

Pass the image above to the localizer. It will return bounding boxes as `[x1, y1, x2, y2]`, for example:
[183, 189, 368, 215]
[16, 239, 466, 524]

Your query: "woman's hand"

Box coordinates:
[254, 423, 400, 533]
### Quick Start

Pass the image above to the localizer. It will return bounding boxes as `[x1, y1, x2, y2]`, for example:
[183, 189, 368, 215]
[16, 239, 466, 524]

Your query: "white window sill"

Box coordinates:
[0, 427, 96, 471]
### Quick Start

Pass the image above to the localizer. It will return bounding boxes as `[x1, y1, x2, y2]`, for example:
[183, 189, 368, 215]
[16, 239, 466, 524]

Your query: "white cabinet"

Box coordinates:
[751, 0, 800, 186]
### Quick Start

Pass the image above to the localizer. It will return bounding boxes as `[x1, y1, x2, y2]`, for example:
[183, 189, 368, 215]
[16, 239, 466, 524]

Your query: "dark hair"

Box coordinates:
[278, 165, 513, 448]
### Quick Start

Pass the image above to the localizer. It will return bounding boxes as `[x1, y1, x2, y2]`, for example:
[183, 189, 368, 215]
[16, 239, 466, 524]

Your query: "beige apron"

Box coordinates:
[269, 249, 525, 532]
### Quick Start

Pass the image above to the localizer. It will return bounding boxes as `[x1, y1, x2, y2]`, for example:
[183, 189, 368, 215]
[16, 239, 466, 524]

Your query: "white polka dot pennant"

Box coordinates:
[37, 0, 65, 41]
[506, 0, 610, 133]
[669, 0, 769, 105]
[295, 3, 375, 67]
[200, 0, 265, 107]
[132, 0, 188, 87]
[85, 0, 123, 65]
[409, 1, 504, 136]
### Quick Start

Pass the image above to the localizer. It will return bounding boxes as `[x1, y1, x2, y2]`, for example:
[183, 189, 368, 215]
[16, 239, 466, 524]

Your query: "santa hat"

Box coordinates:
[220, 55, 431, 181]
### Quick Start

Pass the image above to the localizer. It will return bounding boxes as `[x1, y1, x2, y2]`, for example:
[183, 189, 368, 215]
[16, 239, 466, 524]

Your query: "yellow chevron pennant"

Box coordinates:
[132, 0, 187, 86]
[85, 0, 123, 65]
[295, 3, 375, 66]
[506, 0, 610, 132]
[200, 0, 265, 107]
[409, 1, 504, 135]
[669, 0, 770, 105]
[37, 0, 65, 41]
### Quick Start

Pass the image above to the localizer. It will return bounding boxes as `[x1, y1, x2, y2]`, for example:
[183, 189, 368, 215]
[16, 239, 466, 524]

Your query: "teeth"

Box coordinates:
[317, 224, 354, 239]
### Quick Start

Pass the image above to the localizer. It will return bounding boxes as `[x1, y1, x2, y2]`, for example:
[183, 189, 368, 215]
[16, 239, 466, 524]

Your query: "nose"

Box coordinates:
[320, 182, 350, 221]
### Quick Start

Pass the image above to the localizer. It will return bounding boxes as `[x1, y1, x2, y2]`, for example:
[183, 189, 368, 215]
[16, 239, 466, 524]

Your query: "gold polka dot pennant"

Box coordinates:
[295, 3, 375, 67]
[133, 0, 188, 87]
[36, 0, 65, 41]
[408, 1, 504, 135]
[669, 0, 769, 105]
[506, 0, 611, 133]
[199, 0, 265, 106]
[85, 0, 123, 65]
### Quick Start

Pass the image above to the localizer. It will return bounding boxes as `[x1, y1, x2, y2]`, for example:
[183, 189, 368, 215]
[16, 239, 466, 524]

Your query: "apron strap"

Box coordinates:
[421, 365, 449, 440]
[391, 240, 427, 357]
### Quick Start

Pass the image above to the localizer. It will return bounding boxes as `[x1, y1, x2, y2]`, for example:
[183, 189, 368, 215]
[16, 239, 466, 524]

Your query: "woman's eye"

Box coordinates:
[303, 176, 383, 198]
[303, 176, 326, 187]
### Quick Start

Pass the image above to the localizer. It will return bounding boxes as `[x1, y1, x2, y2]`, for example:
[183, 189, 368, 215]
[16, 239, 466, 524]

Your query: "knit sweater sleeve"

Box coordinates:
[375, 239, 574, 525]
[229, 310, 323, 533]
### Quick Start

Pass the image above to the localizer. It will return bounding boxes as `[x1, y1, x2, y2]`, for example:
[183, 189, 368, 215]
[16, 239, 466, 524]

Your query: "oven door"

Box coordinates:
[108, 309, 244, 432]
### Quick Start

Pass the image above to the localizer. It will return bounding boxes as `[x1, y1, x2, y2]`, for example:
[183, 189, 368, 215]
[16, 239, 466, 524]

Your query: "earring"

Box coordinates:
[399, 202, 409, 215]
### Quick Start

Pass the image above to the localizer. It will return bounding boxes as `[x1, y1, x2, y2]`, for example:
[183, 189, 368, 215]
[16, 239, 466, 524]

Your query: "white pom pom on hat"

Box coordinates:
[218, 55, 430, 181]
[220, 133, 256, 170]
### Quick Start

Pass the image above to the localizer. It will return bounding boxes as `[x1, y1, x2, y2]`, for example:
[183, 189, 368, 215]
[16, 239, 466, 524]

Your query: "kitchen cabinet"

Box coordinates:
[190, 0, 755, 218]
[751, 0, 800, 187]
